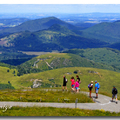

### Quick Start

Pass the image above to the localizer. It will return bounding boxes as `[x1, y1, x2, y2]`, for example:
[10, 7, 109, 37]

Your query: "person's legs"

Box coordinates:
[115, 94, 118, 103]
[71, 85, 74, 91]
[89, 88, 92, 98]
[77, 88, 79, 93]
[89, 90, 91, 98]
[96, 90, 98, 98]
[65, 86, 67, 91]
[72, 87, 75, 92]
[96, 93, 98, 98]
[75, 87, 77, 93]
[62, 86, 64, 91]
[112, 94, 114, 101]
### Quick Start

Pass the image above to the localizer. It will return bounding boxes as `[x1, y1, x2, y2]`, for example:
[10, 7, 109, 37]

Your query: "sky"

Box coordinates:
[0, 0, 120, 14]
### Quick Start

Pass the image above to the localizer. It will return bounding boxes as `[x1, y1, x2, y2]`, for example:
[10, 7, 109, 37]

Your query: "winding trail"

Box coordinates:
[0, 91, 119, 113]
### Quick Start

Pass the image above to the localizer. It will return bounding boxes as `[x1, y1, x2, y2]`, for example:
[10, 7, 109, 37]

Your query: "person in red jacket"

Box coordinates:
[70, 77, 75, 91]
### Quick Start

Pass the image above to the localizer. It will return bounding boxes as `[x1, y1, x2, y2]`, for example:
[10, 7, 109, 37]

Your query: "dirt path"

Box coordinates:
[0, 91, 119, 113]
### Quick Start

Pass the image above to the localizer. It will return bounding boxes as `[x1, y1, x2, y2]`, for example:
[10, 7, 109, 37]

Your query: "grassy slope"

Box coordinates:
[63, 48, 120, 71]
[1, 63, 120, 98]
[0, 66, 119, 96]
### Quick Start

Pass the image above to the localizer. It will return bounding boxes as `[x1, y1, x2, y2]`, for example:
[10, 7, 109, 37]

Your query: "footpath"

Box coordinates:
[0, 91, 119, 113]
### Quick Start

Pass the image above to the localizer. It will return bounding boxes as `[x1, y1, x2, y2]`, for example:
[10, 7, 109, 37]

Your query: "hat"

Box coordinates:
[95, 81, 97, 83]
[113, 86, 115, 87]
[91, 81, 93, 83]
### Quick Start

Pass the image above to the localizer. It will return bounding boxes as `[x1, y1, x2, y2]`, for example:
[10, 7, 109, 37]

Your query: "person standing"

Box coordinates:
[95, 81, 99, 99]
[62, 75, 67, 91]
[112, 86, 118, 104]
[88, 81, 93, 98]
[70, 77, 75, 91]
[74, 79, 80, 93]
[76, 75, 81, 84]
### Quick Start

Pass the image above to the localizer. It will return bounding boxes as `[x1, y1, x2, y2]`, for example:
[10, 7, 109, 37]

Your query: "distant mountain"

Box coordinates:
[80, 21, 120, 44]
[0, 24, 107, 52]
[0, 17, 80, 36]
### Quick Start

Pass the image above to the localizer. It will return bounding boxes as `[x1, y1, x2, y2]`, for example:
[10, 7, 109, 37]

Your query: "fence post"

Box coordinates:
[75, 98, 78, 108]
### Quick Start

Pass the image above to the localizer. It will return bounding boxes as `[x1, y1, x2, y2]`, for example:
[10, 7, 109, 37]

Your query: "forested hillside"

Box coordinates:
[0, 24, 107, 52]
[80, 21, 120, 43]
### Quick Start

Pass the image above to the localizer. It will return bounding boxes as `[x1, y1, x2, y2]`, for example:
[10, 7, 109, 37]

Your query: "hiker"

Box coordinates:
[76, 75, 81, 84]
[74, 79, 80, 93]
[62, 75, 67, 91]
[95, 81, 99, 99]
[112, 86, 118, 104]
[88, 81, 93, 98]
[70, 76, 75, 91]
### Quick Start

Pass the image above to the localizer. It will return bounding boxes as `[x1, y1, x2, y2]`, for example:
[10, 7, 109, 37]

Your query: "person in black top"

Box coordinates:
[76, 75, 81, 84]
[112, 86, 118, 104]
[62, 75, 67, 91]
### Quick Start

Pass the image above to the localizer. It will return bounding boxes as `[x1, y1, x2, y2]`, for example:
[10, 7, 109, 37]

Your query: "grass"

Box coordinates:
[0, 89, 93, 103]
[0, 106, 120, 116]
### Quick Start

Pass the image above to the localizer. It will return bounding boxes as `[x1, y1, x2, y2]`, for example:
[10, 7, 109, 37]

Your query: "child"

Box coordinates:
[74, 79, 80, 93]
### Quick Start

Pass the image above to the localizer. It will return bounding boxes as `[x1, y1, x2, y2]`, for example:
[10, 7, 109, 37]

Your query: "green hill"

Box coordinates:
[1, 66, 120, 98]
[80, 21, 120, 43]
[0, 24, 107, 52]
[62, 48, 120, 72]
[17, 52, 117, 76]
[18, 53, 114, 73]
[0, 17, 79, 36]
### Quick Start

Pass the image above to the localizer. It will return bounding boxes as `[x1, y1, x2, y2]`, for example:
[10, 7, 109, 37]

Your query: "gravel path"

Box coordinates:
[0, 91, 119, 113]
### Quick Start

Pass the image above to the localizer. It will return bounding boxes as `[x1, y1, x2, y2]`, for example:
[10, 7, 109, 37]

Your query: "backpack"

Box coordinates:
[88, 83, 91, 88]
[97, 83, 100, 89]
[113, 88, 117, 94]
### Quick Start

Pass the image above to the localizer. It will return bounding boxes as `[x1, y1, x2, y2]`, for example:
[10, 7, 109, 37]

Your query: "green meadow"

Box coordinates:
[0, 66, 120, 99]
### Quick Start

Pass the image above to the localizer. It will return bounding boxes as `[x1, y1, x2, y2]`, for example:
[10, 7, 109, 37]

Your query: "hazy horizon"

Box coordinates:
[0, 4, 120, 14]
